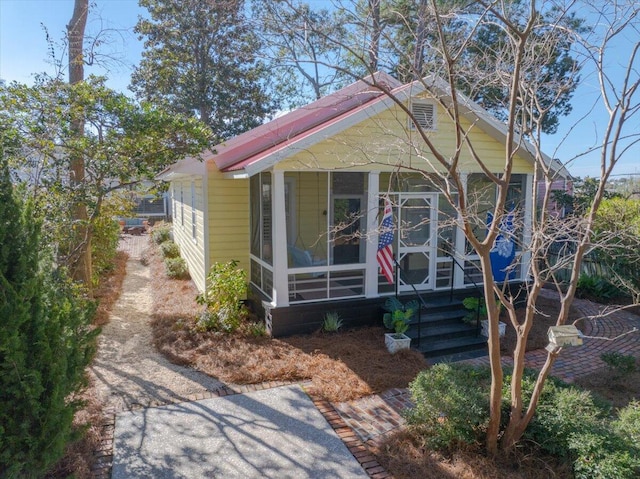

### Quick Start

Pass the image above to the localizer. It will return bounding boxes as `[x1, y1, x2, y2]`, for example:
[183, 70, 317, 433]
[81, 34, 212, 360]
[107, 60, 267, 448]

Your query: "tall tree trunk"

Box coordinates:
[412, 0, 429, 79]
[67, 0, 92, 288]
[368, 0, 381, 72]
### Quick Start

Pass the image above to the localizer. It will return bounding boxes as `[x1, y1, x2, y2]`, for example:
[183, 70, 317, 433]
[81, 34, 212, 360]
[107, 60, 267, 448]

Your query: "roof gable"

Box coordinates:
[209, 71, 402, 172]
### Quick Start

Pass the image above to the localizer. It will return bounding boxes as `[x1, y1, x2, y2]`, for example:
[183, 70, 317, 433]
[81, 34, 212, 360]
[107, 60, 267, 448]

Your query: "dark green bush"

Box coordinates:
[527, 382, 640, 478]
[576, 274, 621, 301]
[405, 363, 492, 449]
[0, 161, 97, 478]
[164, 257, 189, 279]
[160, 240, 180, 259]
[407, 363, 640, 478]
[601, 352, 636, 376]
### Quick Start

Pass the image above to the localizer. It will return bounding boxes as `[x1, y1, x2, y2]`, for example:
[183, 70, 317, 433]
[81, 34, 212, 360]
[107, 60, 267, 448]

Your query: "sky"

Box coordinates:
[1, 0, 638, 179]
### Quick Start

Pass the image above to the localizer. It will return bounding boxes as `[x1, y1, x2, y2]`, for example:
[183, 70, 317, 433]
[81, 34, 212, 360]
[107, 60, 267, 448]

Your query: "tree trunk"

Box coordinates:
[368, 0, 381, 72]
[479, 253, 502, 456]
[67, 0, 92, 288]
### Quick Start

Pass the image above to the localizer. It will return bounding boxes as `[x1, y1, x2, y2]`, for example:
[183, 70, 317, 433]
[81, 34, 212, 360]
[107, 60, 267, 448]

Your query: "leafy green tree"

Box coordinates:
[1, 76, 211, 282]
[252, 0, 347, 106]
[132, 0, 277, 141]
[0, 145, 97, 477]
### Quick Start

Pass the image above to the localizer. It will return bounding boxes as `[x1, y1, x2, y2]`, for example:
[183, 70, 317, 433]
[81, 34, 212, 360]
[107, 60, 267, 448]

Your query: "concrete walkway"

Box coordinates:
[112, 385, 369, 479]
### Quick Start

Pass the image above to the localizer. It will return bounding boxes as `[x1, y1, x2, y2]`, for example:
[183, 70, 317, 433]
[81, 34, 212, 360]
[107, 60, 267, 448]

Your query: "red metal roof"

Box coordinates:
[210, 72, 401, 173]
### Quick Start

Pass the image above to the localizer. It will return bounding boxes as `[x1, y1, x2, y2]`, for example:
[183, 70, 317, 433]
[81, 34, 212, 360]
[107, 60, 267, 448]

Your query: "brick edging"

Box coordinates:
[308, 392, 394, 479]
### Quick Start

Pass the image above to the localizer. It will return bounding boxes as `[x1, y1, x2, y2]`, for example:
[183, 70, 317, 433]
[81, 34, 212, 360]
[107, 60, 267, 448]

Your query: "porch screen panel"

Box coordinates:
[331, 172, 366, 266]
[287, 172, 328, 268]
[466, 174, 496, 247]
[261, 173, 272, 265]
[250, 175, 260, 258]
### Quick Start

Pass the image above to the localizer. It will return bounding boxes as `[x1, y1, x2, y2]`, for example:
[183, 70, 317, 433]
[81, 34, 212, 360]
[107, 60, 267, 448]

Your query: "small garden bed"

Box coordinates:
[148, 245, 426, 402]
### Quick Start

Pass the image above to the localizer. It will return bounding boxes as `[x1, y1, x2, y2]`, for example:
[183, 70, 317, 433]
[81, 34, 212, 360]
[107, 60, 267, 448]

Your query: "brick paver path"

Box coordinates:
[334, 290, 640, 445]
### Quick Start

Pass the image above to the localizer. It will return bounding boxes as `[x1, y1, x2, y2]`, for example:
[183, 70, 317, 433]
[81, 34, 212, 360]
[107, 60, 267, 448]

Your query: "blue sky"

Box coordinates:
[1, 0, 638, 178]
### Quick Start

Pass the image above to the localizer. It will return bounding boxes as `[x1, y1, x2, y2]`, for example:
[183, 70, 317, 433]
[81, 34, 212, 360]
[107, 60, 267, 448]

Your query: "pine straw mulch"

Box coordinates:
[371, 430, 573, 479]
[47, 251, 129, 479]
[147, 244, 427, 402]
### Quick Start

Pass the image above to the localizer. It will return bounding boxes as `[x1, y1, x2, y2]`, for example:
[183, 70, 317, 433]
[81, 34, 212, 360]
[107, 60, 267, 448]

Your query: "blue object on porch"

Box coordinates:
[288, 244, 327, 269]
[487, 211, 515, 282]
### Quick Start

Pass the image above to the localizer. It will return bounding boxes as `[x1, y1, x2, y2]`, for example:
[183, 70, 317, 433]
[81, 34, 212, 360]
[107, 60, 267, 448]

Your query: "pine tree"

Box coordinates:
[132, 0, 277, 141]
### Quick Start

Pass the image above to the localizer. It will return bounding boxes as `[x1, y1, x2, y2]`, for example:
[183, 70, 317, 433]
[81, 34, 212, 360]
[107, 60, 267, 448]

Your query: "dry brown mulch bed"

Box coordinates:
[147, 241, 426, 402]
[372, 430, 573, 479]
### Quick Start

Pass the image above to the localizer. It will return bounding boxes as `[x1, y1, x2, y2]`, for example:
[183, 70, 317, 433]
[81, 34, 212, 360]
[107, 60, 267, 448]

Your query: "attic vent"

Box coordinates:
[410, 100, 436, 130]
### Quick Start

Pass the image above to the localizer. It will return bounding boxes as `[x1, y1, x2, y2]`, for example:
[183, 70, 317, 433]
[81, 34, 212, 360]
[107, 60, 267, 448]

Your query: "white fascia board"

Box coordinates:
[156, 156, 206, 181]
[240, 94, 403, 177]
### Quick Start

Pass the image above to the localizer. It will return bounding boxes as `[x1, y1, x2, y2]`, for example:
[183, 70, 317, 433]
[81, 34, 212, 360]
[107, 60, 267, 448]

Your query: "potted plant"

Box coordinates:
[462, 296, 506, 337]
[382, 297, 418, 353]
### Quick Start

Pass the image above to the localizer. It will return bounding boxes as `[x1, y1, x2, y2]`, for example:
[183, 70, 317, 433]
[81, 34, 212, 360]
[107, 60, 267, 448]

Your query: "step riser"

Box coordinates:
[408, 329, 479, 342]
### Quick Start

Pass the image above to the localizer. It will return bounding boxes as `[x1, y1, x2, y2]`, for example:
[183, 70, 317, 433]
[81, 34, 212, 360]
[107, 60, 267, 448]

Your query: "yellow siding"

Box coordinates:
[276, 100, 533, 174]
[171, 178, 207, 292]
[207, 167, 250, 278]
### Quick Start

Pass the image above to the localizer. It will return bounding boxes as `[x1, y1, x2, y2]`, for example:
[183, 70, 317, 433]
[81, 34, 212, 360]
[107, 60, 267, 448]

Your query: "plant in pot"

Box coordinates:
[382, 297, 418, 353]
[462, 296, 505, 337]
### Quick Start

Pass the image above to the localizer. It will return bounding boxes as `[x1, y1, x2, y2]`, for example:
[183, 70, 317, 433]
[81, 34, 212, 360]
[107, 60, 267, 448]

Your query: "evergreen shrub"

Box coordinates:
[0, 160, 97, 478]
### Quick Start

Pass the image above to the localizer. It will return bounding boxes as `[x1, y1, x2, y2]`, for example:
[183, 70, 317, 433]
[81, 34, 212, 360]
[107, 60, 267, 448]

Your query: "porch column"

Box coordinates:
[272, 170, 289, 307]
[453, 173, 468, 289]
[365, 172, 380, 297]
[521, 173, 534, 281]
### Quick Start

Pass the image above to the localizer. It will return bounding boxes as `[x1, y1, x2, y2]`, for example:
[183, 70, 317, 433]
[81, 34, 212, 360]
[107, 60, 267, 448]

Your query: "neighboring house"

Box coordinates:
[158, 72, 568, 338]
[537, 177, 574, 217]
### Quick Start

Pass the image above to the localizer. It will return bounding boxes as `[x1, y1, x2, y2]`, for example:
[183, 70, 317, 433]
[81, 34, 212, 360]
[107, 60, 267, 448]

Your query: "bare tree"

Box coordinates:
[271, 0, 640, 455]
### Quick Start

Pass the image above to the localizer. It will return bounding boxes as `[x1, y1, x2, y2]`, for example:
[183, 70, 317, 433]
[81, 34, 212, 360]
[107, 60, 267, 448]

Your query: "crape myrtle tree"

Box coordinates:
[273, 0, 640, 454]
[132, 0, 277, 142]
[1, 76, 211, 283]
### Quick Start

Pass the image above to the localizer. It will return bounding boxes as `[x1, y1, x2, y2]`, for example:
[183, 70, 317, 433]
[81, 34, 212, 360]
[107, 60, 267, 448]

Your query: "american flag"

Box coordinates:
[377, 197, 395, 284]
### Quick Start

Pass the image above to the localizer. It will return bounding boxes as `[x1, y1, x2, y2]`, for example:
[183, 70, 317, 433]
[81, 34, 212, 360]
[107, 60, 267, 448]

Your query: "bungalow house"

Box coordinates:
[158, 72, 567, 356]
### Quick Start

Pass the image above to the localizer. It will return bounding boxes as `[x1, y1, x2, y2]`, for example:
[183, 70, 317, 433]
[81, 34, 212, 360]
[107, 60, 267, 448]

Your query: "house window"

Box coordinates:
[180, 184, 184, 227]
[191, 181, 197, 242]
[410, 99, 436, 131]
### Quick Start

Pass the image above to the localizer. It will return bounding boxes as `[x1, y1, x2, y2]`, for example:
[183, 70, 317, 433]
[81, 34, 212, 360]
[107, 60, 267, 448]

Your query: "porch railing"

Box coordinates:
[392, 258, 431, 347]
[447, 253, 485, 336]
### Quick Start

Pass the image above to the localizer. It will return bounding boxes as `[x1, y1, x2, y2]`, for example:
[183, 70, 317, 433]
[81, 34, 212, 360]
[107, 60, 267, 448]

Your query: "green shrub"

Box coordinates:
[322, 311, 343, 332]
[0, 162, 97, 477]
[613, 401, 640, 444]
[91, 196, 130, 285]
[601, 352, 636, 376]
[164, 257, 189, 279]
[527, 381, 640, 478]
[196, 260, 248, 332]
[160, 240, 180, 259]
[405, 363, 492, 449]
[152, 223, 171, 244]
[576, 274, 621, 301]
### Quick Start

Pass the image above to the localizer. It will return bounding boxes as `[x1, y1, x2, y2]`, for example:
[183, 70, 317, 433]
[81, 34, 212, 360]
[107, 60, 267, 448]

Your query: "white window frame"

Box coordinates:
[191, 181, 197, 242]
